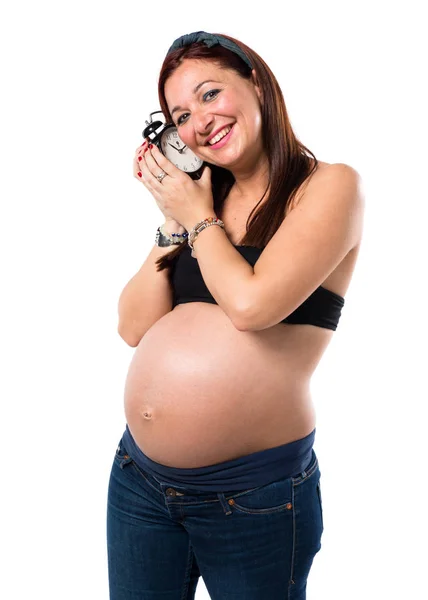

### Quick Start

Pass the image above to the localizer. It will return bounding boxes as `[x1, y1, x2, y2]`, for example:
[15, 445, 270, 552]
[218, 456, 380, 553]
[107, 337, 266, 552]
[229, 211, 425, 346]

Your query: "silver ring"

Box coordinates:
[156, 170, 167, 183]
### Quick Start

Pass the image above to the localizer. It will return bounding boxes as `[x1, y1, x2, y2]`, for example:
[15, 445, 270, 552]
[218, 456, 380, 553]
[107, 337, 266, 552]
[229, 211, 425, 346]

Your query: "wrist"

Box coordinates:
[187, 215, 225, 258]
[163, 220, 186, 235]
[185, 212, 218, 235]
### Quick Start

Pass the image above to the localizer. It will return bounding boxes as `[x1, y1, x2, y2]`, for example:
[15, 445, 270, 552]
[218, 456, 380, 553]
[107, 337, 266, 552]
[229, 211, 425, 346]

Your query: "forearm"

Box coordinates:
[118, 221, 185, 346]
[191, 218, 254, 329]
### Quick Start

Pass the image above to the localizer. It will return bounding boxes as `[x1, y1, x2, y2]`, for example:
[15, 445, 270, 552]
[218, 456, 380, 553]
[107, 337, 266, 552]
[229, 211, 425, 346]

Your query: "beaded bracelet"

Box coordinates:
[159, 222, 188, 243]
[188, 216, 225, 257]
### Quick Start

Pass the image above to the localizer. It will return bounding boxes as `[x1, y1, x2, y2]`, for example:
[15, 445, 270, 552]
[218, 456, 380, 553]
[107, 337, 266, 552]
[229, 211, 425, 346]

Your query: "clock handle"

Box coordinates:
[142, 120, 164, 140]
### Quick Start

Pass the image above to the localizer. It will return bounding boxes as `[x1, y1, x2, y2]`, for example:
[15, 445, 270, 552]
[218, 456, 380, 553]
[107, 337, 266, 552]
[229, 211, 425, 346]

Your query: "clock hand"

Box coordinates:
[168, 143, 181, 152]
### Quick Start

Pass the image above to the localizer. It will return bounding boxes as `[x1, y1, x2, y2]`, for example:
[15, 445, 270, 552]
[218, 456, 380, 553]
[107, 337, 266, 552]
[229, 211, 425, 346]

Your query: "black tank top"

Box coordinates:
[170, 245, 345, 331]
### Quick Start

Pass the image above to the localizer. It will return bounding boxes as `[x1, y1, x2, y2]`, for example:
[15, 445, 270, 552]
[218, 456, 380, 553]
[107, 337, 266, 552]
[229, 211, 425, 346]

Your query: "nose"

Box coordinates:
[193, 108, 214, 137]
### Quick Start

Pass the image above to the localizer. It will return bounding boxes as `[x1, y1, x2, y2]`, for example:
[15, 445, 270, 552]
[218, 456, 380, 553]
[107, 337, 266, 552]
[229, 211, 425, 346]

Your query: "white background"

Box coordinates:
[1, 1, 427, 598]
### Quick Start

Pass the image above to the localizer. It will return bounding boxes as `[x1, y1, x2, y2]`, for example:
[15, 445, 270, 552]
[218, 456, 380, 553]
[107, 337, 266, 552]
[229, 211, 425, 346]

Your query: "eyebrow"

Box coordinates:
[170, 80, 221, 117]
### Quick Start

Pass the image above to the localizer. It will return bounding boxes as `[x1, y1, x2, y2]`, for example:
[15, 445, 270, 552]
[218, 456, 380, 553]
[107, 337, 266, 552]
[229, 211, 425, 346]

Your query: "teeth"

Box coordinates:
[208, 126, 232, 145]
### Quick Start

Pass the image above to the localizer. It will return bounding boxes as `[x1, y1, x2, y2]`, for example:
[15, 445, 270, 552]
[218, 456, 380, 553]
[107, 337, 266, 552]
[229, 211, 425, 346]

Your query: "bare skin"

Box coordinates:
[124, 159, 362, 468]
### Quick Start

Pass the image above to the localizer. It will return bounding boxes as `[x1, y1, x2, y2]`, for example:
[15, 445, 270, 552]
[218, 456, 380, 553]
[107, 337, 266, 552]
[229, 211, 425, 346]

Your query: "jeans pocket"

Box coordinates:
[114, 437, 133, 468]
[227, 476, 294, 515]
[316, 479, 324, 531]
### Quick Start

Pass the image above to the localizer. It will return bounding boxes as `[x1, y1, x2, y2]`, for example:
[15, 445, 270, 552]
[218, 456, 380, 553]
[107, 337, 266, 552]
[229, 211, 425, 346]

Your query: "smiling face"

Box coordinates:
[164, 59, 266, 172]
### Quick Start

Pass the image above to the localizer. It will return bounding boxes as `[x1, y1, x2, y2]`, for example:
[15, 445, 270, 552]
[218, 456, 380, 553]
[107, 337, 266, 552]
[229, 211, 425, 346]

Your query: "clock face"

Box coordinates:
[160, 127, 203, 173]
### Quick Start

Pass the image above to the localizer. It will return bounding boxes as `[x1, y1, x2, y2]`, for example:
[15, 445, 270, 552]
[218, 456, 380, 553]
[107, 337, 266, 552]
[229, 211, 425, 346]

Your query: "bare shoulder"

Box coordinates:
[316, 161, 362, 185]
[290, 160, 365, 238]
[287, 160, 365, 297]
[317, 161, 365, 234]
[304, 160, 363, 194]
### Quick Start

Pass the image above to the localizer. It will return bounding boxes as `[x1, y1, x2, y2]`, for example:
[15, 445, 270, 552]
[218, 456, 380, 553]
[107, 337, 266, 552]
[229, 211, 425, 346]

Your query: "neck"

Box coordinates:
[229, 155, 270, 202]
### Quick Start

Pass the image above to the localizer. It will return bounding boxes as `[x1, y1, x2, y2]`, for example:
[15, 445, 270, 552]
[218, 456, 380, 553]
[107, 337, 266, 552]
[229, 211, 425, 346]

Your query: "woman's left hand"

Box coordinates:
[138, 143, 215, 231]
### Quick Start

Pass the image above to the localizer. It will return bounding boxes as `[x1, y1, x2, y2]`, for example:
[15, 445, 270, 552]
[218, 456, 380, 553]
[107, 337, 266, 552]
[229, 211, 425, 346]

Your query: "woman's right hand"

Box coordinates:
[133, 140, 183, 228]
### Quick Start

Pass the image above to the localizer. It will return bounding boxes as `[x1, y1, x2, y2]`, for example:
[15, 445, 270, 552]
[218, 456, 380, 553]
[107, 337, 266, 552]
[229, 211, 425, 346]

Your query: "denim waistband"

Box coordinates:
[122, 425, 316, 492]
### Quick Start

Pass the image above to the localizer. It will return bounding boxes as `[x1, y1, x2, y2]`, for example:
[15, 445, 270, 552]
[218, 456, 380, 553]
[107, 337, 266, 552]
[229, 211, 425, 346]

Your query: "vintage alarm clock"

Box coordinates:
[142, 110, 205, 180]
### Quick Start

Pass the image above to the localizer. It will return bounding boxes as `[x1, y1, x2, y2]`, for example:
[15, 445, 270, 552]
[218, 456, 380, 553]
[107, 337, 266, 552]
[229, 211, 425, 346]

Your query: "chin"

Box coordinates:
[211, 155, 242, 170]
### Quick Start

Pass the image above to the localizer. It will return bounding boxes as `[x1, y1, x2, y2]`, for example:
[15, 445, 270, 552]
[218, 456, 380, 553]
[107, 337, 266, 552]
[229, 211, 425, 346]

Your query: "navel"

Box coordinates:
[139, 406, 154, 420]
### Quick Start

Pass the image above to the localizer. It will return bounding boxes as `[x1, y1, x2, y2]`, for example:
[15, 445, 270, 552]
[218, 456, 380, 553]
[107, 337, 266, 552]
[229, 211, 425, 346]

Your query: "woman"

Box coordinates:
[107, 31, 364, 599]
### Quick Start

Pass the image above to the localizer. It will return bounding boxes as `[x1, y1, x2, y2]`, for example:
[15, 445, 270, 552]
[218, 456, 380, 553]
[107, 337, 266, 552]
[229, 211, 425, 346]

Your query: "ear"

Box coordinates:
[251, 69, 263, 104]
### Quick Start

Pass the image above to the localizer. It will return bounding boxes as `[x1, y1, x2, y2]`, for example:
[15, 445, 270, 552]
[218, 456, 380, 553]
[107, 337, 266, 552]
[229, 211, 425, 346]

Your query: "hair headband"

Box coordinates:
[166, 31, 253, 70]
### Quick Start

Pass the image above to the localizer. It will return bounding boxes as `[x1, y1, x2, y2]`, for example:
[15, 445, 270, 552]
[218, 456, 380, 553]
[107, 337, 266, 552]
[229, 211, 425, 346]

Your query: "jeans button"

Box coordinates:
[166, 488, 177, 496]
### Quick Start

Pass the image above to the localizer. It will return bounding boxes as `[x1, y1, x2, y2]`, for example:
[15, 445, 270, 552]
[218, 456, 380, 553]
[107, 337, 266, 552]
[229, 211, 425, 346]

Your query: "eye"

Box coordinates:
[177, 113, 189, 126]
[176, 89, 221, 126]
[203, 89, 220, 102]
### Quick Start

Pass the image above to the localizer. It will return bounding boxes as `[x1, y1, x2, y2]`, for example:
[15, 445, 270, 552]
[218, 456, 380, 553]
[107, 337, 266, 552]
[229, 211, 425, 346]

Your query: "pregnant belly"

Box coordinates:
[123, 303, 315, 468]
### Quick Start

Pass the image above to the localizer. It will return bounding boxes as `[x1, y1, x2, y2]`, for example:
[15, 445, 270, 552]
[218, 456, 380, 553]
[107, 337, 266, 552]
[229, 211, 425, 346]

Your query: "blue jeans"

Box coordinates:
[107, 436, 324, 599]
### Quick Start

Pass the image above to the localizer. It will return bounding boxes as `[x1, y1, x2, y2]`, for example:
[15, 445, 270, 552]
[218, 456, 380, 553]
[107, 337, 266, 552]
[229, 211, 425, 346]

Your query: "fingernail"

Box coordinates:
[149, 144, 153, 149]
[137, 172, 142, 177]
[137, 156, 142, 161]
[144, 148, 149, 153]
